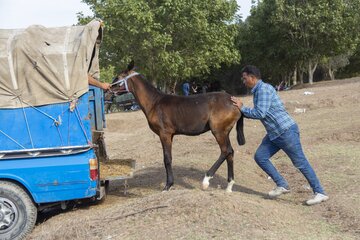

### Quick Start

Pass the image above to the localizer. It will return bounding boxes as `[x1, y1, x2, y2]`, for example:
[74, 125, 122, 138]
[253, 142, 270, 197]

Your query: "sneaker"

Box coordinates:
[268, 186, 290, 198]
[306, 193, 329, 205]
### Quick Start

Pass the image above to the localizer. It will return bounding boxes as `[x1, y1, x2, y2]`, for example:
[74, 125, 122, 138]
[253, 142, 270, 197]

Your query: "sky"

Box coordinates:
[0, 0, 252, 29]
[237, 0, 253, 20]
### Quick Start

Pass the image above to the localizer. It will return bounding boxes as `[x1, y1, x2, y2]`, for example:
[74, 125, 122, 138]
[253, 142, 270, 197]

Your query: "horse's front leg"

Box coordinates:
[159, 133, 174, 191]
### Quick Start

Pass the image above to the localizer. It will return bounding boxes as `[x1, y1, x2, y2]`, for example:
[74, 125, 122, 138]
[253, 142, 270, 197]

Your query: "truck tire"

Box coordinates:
[0, 181, 37, 240]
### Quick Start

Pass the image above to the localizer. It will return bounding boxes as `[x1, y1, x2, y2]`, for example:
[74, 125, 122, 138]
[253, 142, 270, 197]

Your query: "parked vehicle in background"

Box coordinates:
[105, 92, 139, 113]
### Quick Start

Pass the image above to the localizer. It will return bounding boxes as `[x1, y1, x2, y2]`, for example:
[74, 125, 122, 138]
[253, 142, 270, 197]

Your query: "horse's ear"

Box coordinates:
[127, 60, 135, 71]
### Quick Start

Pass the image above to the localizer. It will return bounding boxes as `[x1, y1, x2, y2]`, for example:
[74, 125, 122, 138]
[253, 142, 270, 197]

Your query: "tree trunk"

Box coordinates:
[307, 61, 318, 84]
[328, 65, 335, 80]
[329, 69, 335, 80]
[292, 67, 297, 86]
[171, 80, 177, 94]
[299, 70, 304, 84]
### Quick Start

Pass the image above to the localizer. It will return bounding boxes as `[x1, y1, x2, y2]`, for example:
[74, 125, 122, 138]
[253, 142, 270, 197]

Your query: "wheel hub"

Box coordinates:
[0, 197, 17, 232]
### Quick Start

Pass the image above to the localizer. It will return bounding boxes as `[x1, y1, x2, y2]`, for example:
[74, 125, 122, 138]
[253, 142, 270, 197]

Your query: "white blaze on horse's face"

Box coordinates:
[202, 175, 213, 190]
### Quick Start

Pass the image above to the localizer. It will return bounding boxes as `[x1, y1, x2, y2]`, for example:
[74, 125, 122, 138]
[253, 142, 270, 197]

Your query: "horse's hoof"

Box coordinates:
[202, 175, 213, 190]
[162, 185, 172, 192]
[225, 180, 235, 193]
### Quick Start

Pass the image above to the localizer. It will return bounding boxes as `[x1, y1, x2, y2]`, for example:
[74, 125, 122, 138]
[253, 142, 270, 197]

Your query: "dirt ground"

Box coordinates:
[29, 78, 360, 240]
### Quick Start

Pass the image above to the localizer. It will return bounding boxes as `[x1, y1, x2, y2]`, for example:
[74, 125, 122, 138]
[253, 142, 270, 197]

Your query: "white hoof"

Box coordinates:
[202, 175, 213, 190]
[226, 180, 235, 193]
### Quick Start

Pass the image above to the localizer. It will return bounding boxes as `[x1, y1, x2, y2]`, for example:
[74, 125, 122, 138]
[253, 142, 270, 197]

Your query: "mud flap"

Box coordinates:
[97, 180, 109, 200]
[92, 130, 109, 162]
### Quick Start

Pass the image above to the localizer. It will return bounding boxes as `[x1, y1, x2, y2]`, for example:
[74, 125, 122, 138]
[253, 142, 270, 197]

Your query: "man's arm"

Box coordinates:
[241, 89, 272, 119]
[88, 74, 110, 90]
[231, 89, 273, 119]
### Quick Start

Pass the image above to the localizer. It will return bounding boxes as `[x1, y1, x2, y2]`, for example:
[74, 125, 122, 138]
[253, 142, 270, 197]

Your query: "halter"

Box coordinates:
[110, 72, 140, 93]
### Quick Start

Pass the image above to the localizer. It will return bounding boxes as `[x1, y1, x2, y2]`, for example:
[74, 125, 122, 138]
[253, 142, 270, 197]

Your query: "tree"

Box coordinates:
[273, 0, 360, 84]
[337, 42, 360, 78]
[79, 0, 240, 89]
[323, 54, 351, 80]
[237, 0, 360, 85]
[237, 0, 301, 86]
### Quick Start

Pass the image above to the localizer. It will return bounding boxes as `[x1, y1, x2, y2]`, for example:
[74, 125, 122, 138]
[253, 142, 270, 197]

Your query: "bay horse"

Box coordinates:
[110, 61, 245, 192]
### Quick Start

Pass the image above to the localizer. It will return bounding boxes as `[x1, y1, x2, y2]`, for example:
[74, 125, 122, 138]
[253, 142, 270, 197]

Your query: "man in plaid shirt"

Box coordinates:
[231, 65, 329, 205]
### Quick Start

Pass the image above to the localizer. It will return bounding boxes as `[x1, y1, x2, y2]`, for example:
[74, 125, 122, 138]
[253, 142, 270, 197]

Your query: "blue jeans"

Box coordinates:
[254, 124, 325, 194]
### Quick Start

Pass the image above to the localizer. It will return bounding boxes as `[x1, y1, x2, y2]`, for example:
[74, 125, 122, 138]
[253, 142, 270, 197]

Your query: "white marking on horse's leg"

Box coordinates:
[226, 180, 235, 193]
[202, 175, 213, 190]
[162, 185, 172, 192]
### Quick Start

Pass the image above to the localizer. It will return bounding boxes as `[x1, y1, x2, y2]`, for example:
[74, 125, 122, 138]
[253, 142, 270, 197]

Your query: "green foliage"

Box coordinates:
[79, 0, 240, 87]
[100, 65, 116, 82]
[237, 0, 360, 84]
[337, 43, 360, 78]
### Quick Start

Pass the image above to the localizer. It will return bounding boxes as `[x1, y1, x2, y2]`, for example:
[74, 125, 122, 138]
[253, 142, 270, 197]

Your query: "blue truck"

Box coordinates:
[0, 21, 132, 240]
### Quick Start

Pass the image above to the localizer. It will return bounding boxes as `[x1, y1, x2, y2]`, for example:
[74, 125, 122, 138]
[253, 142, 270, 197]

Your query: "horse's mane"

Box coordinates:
[134, 74, 168, 97]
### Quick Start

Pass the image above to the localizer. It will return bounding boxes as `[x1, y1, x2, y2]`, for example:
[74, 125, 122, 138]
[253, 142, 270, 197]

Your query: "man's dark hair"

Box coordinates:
[241, 65, 261, 79]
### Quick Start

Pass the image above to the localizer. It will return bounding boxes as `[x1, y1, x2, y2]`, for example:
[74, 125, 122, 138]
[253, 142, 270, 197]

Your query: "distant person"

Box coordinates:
[182, 81, 190, 96]
[191, 81, 198, 94]
[202, 81, 209, 93]
[276, 80, 285, 91]
[231, 65, 329, 206]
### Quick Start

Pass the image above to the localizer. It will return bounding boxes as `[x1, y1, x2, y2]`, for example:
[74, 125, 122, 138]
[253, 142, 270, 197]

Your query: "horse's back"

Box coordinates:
[151, 92, 239, 135]
[157, 94, 212, 134]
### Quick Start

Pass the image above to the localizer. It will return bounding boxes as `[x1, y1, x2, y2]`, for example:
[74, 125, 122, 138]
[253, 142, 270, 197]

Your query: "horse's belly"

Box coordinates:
[176, 122, 210, 135]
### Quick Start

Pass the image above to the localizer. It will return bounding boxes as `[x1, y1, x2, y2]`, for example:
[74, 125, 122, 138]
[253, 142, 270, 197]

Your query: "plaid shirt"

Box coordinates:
[241, 80, 295, 140]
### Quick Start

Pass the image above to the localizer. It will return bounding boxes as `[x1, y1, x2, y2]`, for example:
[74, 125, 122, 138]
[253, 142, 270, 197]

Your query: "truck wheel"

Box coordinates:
[0, 181, 37, 240]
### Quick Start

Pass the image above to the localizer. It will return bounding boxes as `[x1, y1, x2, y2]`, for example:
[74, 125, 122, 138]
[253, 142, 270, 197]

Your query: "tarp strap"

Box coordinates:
[74, 105, 92, 145]
[20, 99, 34, 148]
[19, 96, 64, 147]
[21, 99, 60, 123]
[63, 27, 71, 91]
[7, 31, 20, 90]
[0, 129, 26, 149]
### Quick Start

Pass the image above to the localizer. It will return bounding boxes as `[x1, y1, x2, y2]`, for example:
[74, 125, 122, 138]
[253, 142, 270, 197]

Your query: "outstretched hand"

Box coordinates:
[101, 82, 111, 91]
[231, 96, 243, 109]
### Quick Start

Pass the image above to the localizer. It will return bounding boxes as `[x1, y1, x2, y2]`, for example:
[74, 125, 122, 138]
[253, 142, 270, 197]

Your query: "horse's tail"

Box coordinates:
[236, 114, 246, 145]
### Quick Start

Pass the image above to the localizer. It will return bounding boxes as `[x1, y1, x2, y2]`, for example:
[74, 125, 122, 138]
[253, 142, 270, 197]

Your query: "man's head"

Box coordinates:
[241, 65, 261, 88]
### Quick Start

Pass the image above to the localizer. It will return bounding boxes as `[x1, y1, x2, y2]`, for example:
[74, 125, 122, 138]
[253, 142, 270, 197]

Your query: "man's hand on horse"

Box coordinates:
[231, 96, 243, 110]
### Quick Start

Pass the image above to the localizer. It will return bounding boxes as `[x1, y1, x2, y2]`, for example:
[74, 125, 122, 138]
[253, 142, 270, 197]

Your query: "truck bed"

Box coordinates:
[100, 159, 135, 181]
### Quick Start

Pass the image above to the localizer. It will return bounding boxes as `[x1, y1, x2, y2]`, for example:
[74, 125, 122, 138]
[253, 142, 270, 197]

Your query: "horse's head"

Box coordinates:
[109, 60, 139, 94]
[109, 75, 127, 95]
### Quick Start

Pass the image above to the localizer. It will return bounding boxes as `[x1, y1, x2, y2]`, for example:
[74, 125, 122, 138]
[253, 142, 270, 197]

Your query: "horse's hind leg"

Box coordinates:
[225, 145, 235, 192]
[202, 133, 233, 191]
[202, 154, 226, 190]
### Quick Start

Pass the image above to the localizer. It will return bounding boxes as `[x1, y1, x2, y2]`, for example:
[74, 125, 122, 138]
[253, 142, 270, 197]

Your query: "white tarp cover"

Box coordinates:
[0, 20, 103, 108]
